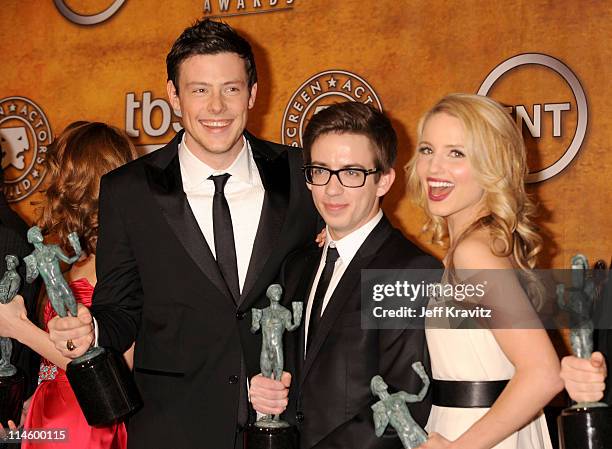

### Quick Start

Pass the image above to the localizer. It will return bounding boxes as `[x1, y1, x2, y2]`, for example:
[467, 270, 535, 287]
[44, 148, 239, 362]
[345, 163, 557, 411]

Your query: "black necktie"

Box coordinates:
[307, 246, 340, 352]
[209, 174, 240, 303]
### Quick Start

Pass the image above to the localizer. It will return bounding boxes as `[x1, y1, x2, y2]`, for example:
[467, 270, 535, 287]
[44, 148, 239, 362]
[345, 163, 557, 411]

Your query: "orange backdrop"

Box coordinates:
[1, 0, 610, 270]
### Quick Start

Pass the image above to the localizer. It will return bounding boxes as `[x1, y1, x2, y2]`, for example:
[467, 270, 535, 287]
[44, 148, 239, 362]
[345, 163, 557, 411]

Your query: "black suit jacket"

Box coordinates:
[281, 216, 441, 449]
[0, 194, 40, 398]
[90, 131, 319, 449]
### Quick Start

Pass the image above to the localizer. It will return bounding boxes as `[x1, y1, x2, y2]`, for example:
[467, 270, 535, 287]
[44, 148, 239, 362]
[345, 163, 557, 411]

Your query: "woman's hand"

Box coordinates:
[0, 419, 19, 440]
[0, 295, 29, 339]
[20, 395, 33, 426]
[315, 228, 326, 248]
[417, 432, 452, 449]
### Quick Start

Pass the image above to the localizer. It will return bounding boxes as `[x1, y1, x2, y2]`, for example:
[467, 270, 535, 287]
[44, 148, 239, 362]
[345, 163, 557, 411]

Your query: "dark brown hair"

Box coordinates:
[38, 122, 136, 255]
[302, 102, 397, 172]
[166, 18, 257, 93]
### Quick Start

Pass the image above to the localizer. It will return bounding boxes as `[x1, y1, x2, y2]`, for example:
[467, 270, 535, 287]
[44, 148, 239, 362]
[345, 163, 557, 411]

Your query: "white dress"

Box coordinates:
[425, 328, 553, 449]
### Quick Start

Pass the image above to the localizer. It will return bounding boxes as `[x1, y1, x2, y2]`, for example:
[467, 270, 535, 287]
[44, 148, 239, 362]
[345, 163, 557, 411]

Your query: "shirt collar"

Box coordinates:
[325, 209, 383, 266]
[178, 134, 253, 190]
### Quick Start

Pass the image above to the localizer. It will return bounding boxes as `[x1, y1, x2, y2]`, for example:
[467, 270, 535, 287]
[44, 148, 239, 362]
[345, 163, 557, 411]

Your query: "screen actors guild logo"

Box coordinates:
[282, 70, 383, 147]
[54, 0, 126, 25]
[0, 97, 52, 202]
[478, 53, 587, 183]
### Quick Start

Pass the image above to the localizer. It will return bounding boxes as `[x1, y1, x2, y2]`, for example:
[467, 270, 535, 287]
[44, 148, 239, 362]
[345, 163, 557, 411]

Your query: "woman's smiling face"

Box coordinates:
[415, 112, 485, 231]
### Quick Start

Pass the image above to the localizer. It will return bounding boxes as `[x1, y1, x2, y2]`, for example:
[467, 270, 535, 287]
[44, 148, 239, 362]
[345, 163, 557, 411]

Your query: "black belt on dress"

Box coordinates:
[432, 379, 509, 408]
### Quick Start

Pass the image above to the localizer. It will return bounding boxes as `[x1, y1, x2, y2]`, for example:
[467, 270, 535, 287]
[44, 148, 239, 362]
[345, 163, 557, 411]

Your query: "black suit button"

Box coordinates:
[236, 311, 246, 320]
[229, 375, 239, 384]
[296, 411, 304, 423]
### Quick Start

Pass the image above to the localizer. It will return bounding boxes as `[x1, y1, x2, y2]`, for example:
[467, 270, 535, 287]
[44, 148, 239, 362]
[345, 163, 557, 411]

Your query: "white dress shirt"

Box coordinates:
[180, 136, 266, 407]
[179, 135, 265, 294]
[94, 135, 266, 345]
[304, 209, 383, 354]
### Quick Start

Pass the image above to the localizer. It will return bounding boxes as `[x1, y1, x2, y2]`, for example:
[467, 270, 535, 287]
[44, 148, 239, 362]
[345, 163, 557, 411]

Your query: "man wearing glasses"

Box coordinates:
[249, 102, 440, 449]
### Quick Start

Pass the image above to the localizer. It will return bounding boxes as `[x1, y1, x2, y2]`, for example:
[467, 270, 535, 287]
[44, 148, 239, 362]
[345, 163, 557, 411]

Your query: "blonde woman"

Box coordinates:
[406, 94, 562, 449]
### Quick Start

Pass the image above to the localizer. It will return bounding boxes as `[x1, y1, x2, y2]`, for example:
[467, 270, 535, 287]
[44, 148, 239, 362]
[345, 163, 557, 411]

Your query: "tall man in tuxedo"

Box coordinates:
[47, 19, 318, 449]
[250, 102, 441, 448]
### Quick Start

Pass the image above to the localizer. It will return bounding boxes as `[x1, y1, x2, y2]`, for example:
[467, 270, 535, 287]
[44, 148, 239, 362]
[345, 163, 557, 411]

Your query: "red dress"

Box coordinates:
[22, 278, 127, 449]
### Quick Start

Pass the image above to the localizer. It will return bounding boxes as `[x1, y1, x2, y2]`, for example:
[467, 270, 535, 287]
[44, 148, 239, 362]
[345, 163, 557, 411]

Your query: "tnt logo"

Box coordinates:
[478, 53, 587, 183]
[0, 97, 52, 202]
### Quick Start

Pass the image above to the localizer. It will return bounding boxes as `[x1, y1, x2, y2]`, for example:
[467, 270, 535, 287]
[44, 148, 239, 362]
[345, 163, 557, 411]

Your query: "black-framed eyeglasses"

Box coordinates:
[302, 165, 380, 188]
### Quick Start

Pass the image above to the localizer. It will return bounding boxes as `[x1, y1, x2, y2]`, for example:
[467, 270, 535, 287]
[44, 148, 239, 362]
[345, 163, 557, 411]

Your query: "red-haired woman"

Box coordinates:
[0, 122, 136, 449]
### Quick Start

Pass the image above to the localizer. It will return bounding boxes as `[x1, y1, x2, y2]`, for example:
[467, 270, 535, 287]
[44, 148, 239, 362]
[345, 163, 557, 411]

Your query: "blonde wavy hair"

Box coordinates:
[38, 122, 136, 255]
[406, 93, 542, 274]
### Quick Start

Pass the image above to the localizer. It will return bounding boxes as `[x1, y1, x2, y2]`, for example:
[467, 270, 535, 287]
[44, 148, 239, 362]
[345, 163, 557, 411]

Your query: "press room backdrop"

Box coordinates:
[1, 0, 610, 271]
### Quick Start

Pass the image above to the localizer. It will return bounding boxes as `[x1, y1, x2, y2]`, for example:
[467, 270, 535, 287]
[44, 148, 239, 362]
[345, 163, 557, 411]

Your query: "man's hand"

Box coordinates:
[561, 352, 608, 403]
[48, 303, 94, 358]
[250, 372, 291, 415]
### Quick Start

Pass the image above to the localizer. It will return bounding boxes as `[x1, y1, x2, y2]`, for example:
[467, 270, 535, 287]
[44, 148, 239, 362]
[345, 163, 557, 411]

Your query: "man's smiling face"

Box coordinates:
[167, 52, 257, 169]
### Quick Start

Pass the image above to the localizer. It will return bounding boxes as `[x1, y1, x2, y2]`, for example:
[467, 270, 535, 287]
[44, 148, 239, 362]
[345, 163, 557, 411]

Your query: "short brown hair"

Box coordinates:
[166, 19, 257, 94]
[38, 122, 136, 255]
[302, 102, 397, 172]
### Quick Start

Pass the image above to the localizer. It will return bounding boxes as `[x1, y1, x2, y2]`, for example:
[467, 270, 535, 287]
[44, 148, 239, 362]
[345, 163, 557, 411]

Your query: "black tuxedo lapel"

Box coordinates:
[300, 217, 393, 386]
[240, 132, 290, 306]
[145, 131, 232, 301]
